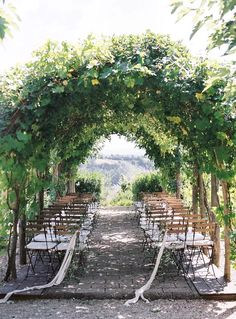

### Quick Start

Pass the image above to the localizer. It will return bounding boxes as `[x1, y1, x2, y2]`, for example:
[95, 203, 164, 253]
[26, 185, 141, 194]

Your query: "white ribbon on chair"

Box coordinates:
[125, 230, 167, 306]
[0, 230, 79, 304]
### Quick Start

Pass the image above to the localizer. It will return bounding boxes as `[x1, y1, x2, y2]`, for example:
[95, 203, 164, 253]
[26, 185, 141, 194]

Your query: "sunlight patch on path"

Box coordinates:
[102, 233, 137, 243]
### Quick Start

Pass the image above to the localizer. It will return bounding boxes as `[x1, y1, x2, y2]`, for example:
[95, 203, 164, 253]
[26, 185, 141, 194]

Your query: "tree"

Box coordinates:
[0, 0, 20, 41]
[171, 0, 235, 106]
[171, 0, 236, 281]
[171, 0, 236, 55]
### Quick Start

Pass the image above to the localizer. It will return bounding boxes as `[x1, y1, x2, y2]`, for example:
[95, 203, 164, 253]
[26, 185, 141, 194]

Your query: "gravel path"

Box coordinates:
[0, 298, 236, 319]
[68, 208, 197, 299]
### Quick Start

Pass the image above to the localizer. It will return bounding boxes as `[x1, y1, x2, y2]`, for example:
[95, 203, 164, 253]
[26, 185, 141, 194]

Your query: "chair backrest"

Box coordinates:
[25, 222, 47, 242]
[166, 220, 188, 236]
[147, 209, 173, 228]
[192, 220, 216, 238]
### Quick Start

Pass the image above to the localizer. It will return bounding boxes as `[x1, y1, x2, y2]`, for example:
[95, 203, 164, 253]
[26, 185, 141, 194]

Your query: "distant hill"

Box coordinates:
[79, 154, 154, 187]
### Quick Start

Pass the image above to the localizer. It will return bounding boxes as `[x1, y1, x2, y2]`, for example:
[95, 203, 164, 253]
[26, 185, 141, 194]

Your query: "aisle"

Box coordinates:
[66, 207, 198, 299]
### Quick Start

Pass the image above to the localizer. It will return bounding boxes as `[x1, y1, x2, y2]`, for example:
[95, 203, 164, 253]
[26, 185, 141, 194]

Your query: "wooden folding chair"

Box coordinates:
[184, 218, 216, 279]
[25, 222, 58, 276]
[52, 224, 77, 264]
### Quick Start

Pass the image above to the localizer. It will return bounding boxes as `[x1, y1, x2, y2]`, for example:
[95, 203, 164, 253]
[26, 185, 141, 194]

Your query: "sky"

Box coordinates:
[98, 135, 146, 156]
[0, 0, 216, 156]
[1, 0, 212, 71]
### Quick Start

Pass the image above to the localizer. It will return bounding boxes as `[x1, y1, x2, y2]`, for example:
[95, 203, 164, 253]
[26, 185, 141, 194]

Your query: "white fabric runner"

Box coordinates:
[0, 230, 79, 304]
[125, 230, 167, 306]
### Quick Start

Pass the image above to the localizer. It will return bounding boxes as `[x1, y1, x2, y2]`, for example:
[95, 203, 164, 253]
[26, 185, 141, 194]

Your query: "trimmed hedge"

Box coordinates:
[75, 172, 103, 200]
[132, 172, 162, 200]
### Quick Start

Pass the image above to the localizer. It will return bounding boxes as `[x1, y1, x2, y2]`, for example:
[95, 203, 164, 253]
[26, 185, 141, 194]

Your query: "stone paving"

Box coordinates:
[43, 207, 199, 299]
[0, 207, 199, 300]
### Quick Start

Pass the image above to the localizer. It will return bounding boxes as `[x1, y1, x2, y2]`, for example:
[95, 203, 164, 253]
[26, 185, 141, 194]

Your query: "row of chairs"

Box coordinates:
[137, 192, 217, 279]
[25, 193, 98, 276]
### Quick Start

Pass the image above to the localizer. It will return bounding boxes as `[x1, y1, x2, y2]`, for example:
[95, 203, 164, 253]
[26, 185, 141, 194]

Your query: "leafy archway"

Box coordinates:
[0, 32, 235, 281]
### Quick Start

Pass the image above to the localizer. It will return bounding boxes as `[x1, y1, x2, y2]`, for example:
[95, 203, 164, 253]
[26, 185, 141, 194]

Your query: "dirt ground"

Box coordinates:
[0, 298, 235, 319]
[0, 254, 7, 282]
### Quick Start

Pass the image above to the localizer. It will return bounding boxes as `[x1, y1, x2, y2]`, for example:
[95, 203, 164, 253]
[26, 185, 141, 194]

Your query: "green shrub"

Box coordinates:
[110, 188, 133, 206]
[132, 172, 162, 200]
[75, 171, 103, 200]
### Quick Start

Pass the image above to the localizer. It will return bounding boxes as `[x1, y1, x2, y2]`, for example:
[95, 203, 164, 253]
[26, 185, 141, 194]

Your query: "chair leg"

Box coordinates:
[26, 250, 36, 277]
[185, 246, 197, 280]
[172, 249, 185, 275]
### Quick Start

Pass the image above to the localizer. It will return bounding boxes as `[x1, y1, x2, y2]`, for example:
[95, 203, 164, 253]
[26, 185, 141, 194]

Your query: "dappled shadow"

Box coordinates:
[183, 253, 236, 296]
[68, 208, 197, 299]
[102, 232, 137, 243]
[3, 208, 233, 300]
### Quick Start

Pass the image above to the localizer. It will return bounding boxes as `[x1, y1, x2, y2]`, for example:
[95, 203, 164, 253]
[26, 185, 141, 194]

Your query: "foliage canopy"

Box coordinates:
[0, 31, 235, 206]
[0, 32, 235, 180]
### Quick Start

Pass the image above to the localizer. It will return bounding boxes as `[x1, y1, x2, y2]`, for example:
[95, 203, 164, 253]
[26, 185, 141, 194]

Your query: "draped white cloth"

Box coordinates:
[0, 230, 79, 304]
[125, 230, 167, 306]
